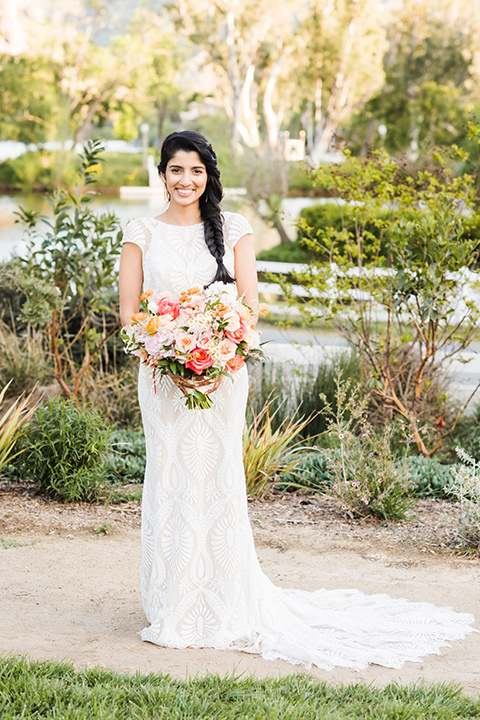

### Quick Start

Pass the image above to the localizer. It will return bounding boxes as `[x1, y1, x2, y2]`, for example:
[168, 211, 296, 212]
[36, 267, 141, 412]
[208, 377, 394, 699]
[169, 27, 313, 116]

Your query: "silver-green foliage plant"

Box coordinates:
[322, 378, 416, 521]
[448, 447, 480, 549]
[280, 130, 480, 458]
[19, 397, 113, 502]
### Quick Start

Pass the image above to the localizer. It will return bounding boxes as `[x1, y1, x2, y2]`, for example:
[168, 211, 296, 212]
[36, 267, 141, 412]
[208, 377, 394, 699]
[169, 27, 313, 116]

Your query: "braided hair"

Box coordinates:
[157, 131, 235, 288]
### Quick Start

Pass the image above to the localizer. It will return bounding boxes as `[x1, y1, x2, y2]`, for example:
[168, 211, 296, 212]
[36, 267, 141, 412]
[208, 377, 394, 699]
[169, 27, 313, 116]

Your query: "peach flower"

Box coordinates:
[174, 329, 198, 354]
[130, 312, 148, 323]
[216, 338, 237, 362]
[226, 354, 245, 373]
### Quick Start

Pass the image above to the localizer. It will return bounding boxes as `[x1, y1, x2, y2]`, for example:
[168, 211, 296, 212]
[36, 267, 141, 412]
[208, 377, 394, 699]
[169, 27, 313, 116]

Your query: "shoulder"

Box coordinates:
[122, 217, 157, 252]
[221, 212, 254, 248]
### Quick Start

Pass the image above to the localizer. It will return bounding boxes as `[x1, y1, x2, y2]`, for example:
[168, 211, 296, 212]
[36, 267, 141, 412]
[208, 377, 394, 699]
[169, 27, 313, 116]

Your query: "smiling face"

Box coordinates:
[162, 150, 208, 209]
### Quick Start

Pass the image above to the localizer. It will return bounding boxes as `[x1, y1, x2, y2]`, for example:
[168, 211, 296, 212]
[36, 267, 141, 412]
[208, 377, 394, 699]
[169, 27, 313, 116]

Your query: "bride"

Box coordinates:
[118, 130, 475, 670]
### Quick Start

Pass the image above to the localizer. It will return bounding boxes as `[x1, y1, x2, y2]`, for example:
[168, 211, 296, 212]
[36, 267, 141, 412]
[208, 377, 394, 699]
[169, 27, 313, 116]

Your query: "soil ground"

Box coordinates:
[1, 485, 479, 697]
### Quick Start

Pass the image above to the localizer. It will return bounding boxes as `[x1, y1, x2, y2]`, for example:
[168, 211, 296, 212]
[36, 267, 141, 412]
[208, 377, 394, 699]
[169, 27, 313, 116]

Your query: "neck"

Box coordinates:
[166, 204, 202, 226]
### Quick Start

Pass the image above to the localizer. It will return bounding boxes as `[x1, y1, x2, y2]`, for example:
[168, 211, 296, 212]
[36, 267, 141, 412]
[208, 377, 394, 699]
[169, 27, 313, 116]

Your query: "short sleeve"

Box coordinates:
[223, 212, 254, 249]
[122, 219, 148, 254]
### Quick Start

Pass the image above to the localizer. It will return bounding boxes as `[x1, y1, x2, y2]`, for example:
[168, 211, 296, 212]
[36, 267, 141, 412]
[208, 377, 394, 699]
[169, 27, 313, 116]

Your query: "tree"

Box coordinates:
[296, 0, 387, 164]
[168, 0, 300, 154]
[347, 0, 480, 155]
[280, 136, 480, 457]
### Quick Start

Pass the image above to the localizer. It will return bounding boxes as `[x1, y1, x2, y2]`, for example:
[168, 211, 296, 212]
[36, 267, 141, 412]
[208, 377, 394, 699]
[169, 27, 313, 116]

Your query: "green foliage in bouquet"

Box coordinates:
[18, 397, 113, 502]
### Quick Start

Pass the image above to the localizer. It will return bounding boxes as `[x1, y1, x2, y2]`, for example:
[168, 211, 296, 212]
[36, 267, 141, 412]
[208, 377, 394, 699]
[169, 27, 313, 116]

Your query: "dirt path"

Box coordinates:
[1, 487, 479, 696]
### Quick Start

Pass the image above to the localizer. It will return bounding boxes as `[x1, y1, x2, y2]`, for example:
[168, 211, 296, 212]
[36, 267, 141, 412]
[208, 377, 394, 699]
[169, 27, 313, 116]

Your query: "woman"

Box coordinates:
[119, 130, 475, 670]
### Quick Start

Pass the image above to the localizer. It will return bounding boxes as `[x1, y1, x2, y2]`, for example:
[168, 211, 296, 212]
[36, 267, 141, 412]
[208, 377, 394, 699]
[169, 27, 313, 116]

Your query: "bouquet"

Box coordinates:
[121, 283, 266, 409]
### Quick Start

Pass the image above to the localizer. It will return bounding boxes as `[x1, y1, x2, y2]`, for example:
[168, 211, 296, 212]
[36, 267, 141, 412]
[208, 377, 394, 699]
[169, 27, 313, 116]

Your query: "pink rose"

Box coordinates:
[226, 354, 245, 373]
[226, 321, 248, 343]
[156, 293, 180, 318]
[185, 348, 214, 375]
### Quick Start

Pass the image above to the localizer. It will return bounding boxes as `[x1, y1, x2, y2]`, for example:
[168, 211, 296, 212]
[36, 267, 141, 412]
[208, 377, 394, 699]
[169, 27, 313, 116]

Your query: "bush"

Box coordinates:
[405, 455, 456, 498]
[278, 449, 334, 491]
[18, 397, 113, 502]
[321, 378, 416, 521]
[447, 448, 480, 549]
[243, 401, 313, 497]
[105, 429, 145, 484]
[444, 405, 480, 463]
[81, 363, 142, 429]
[257, 240, 313, 263]
[0, 326, 53, 396]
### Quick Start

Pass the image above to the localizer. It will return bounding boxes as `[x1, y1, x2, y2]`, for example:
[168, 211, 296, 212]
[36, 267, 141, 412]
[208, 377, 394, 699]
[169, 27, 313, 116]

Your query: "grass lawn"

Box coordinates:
[1, 655, 480, 719]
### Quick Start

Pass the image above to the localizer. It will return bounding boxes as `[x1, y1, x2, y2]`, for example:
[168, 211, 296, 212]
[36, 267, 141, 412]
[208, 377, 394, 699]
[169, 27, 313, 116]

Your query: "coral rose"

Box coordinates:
[157, 297, 180, 318]
[225, 320, 248, 343]
[226, 354, 245, 373]
[185, 348, 214, 374]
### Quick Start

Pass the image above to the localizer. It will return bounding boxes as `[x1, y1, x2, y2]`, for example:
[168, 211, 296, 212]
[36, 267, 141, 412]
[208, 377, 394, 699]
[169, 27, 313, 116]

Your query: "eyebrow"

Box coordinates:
[169, 164, 205, 169]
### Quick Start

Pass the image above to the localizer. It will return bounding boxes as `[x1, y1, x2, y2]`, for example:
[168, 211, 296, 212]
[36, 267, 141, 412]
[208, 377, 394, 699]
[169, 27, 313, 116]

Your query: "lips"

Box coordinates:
[176, 188, 194, 197]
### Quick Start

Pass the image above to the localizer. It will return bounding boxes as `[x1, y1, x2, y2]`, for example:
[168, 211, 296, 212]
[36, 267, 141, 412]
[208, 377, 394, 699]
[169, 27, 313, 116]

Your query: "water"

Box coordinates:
[0, 192, 309, 260]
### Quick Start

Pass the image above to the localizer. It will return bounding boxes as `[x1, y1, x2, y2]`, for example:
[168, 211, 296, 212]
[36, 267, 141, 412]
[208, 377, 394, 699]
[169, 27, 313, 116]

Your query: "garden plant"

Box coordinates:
[278, 127, 480, 457]
[1, 139, 123, 400]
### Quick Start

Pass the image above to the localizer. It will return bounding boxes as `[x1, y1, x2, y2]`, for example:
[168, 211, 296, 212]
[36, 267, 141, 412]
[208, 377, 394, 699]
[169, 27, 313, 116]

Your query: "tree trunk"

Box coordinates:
[263, 58, 284, 152]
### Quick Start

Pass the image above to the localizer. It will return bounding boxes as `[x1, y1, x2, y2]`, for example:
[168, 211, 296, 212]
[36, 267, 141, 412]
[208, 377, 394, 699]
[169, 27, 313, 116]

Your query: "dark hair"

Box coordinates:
[157, 130, 235, 287]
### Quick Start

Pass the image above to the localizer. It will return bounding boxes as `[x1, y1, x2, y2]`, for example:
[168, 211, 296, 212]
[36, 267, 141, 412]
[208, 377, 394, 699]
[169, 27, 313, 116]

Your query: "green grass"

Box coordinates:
[1, 656, 479, 719]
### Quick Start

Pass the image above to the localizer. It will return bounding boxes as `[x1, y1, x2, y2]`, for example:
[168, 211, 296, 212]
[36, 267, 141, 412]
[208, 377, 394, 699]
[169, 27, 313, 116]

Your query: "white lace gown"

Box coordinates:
[123, 212, 475, 671]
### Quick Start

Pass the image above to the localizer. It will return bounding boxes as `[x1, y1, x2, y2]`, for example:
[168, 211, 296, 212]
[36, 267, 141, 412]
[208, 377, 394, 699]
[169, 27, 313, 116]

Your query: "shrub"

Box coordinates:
[248, 351, 363, 439]
[243, 402, 314, 497]
[278, 449, 334, 491]
[447, 448, 480, 549]
[0, 384, 37, 475]
[322, 378, 416, 521]
[405, 455, 456, 498]
[81, 362, 142, 429]
[257, 240, 313, 263]
[280, 139, 480, 458]
[444, 404, 480, 463]
[18, 397, 113, 502]
[105, 429, 146, 484]
[0, 326, 53, 396]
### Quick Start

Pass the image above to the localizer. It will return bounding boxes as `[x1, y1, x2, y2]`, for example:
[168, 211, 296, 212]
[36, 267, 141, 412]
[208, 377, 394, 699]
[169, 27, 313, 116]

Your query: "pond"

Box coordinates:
[0, 192, 319, 261]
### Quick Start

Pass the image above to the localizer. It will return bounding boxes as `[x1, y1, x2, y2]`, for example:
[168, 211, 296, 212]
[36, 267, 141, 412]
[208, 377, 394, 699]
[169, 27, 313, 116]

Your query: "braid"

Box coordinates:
[157, 131, 236, 288]
[200, 176, 235, 287]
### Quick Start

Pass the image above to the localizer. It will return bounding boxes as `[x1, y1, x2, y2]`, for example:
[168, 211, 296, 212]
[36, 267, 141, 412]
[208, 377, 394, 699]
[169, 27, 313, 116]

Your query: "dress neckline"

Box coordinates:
[151, 217, 203, 228]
